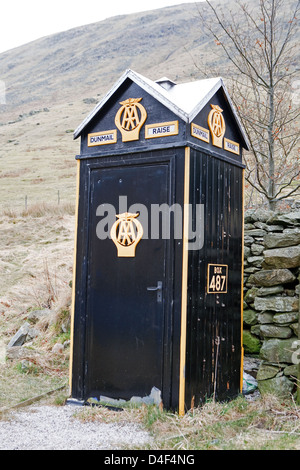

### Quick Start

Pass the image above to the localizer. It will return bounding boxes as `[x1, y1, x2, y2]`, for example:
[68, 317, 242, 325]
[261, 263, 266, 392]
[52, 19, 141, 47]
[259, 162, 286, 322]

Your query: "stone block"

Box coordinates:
[244, 287, 258, 304]
[244, 229, 267, 237]
[273, 312, 299, 325]
[251, 243, 264, 256]
[290, 323, 299, 335]
[264, 231, 300, 249]
[257, 364, 280, 380]
[243, 308, 258, 326]
[260, 324, 292, 339]
[267, 211, 300, 226]
[7, 322, 39, 348]
[260, 338, 295, 363]
[251, 324, 262, 337]
[257, 313, 274, 324]
[7, 323, 30, 348]
[257, 375, 294, 397]
[247, 269, 295, 287]
[248, 256, 264, 267]
[244, 235, 254, 246]
[263, 245, 300, 269]
[283, 364, 298, 377]
[254, 296, 298, 312]
[244, 246, 251, 258]
[256, 285, 284, 296]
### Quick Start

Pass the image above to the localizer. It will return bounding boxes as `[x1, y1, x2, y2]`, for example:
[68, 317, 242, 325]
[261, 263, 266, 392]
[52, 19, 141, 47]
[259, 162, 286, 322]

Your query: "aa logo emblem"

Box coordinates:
[115, 98, 147, 142]
[110, 212, 143, 257]
[207, 104, 226, 148]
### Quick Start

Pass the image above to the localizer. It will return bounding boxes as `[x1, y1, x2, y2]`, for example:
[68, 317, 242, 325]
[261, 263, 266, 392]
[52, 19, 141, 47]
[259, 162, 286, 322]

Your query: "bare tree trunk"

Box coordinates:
[268, 84, 276, 209]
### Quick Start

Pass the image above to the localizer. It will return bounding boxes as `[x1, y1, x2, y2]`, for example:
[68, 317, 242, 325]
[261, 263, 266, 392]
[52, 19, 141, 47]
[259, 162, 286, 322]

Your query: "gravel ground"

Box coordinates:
[0, 405, 152, 450]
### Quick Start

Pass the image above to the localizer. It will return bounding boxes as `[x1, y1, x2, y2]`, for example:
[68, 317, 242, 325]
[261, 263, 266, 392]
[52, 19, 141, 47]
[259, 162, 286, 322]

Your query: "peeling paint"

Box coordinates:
[91, 386, 162, 408]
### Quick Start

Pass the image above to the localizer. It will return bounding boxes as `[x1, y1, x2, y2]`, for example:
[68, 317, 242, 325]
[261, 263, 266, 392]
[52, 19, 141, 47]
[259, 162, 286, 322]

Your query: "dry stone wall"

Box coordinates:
[243, 209, 300, 397]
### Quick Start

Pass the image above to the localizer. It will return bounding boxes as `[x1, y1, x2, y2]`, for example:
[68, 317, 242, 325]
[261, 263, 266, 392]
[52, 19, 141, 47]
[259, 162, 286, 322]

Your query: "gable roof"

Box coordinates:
[73, 69, 250, 150]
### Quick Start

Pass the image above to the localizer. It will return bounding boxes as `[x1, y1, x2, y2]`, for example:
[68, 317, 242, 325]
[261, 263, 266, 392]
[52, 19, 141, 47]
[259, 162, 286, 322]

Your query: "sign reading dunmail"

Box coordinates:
[88, 130, 117, 146]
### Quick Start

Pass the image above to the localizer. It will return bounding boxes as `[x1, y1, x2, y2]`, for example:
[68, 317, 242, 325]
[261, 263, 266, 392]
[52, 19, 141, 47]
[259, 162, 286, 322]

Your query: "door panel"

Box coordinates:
[84, 162, 171, 401]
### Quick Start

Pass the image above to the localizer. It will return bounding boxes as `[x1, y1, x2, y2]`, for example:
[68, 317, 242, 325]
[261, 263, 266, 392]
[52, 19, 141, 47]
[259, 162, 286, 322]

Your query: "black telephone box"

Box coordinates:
[69, 70, 249, 414]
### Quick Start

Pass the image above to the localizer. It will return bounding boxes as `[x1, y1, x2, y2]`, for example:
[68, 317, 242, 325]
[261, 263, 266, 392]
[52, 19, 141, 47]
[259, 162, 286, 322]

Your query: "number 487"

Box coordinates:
[209, 274, 226, 292]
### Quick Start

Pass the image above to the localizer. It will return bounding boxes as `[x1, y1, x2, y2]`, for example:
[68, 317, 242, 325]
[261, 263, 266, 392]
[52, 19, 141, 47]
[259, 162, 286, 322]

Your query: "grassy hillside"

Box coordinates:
[0, 2, 221, 210]
[0, 1, 298, 210]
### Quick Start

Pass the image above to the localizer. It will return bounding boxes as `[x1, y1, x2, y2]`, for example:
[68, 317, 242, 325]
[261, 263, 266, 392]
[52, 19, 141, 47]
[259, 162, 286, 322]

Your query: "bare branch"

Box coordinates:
[199, 0, 300, 209]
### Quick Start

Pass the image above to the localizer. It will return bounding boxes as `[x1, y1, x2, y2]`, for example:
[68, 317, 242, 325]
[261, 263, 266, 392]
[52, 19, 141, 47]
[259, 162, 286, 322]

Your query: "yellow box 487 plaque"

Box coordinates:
[207, 264, 228, 294]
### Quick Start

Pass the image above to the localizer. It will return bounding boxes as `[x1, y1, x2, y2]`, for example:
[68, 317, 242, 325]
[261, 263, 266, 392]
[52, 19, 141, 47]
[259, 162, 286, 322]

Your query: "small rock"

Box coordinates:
[251, 324, 262, 337]
[244, 246, 251, 258]
[251, 243, 264, 256]
[52, 343, 64, 354]
[244, 266, 260, 274]
[244, 223, 255, 230]
[8, 323, 30, 348]
[20, 359, 34, 372]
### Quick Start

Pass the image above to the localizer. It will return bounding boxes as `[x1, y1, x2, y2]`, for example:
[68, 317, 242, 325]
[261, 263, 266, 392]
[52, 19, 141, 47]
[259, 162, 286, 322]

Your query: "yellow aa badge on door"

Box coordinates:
[207, 104, 226, 148]
[115, 98, 147, 142]
[110, 212, 143, 257]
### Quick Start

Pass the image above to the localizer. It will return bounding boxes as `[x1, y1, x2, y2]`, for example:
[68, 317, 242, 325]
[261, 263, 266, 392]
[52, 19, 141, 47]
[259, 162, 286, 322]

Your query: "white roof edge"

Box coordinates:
[188, 77, 223, 122]
[129, 69, 190, 121]
[74, 69, 250, 150]
[74, 69, 189, 140]
[189, 77, 249, 149]
[73, 69, 132, 140]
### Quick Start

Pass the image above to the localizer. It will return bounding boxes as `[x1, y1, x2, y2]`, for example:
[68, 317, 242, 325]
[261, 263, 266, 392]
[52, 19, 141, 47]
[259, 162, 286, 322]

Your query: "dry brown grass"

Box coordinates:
[67, 393, 300, 450]
[0, 203, 75, 410]
[0, 204, 75, 351]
